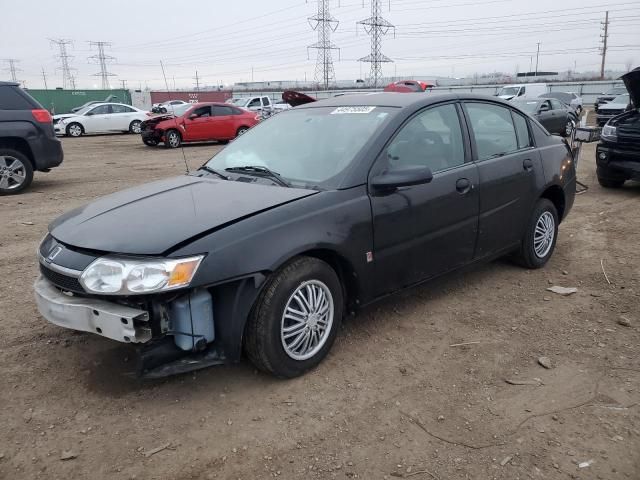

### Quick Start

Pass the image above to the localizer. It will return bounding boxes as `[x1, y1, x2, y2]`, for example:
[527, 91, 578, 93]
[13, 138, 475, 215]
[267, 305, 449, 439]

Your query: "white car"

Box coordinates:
[53, 103, 149, 137]
[151, 100, 189, 113]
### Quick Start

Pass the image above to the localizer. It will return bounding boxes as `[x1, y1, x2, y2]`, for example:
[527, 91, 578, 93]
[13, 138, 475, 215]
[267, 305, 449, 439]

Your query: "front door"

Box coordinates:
[462, 101, 540, 257]
[82, 104, 112, 133]
[183, 105, 213, 141]
[370, 102, 480, 295]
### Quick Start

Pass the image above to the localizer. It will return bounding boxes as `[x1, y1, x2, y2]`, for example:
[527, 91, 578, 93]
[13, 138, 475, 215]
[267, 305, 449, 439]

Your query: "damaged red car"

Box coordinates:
[140, 102, 259, 148]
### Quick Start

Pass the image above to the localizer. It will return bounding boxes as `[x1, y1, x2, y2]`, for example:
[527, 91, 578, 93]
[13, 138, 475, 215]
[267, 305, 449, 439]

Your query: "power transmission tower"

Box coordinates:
[88, 41, 116, 89]
[50, 39, 76, 89]
[308, 0, 339, 90]
[41, 67, 48, 89]
[193, 70, 200, 90]
[357, 0, 395, 88]
[2, 59, 21, 83]
[120, 79, 127, 89]
[535, 42, 541, 76]
[600, 10, 609, 80]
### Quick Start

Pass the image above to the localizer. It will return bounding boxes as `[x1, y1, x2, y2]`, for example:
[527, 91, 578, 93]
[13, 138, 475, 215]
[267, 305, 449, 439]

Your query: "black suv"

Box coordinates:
[596, 68, 640, 188]
[0, 82, 63, 194]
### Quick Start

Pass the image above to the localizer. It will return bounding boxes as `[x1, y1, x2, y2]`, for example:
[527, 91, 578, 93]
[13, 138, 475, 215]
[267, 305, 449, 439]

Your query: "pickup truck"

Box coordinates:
[227, 96, 290, 114]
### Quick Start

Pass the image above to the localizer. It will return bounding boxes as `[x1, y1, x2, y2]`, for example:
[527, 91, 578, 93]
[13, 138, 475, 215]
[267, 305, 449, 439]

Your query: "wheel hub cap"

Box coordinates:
[534, 211, 555, 258]
[0, 156, 27, 191]
[281, 280, 334, 361]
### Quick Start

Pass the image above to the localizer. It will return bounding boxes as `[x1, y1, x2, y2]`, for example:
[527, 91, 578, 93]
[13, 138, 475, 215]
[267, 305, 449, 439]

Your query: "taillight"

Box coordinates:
[32, 109, 52, 123]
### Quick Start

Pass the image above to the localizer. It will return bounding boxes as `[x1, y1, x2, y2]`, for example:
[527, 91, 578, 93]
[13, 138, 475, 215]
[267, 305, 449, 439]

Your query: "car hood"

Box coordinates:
[53, 113, 77, 120]
[599, 101, 628, 110]
[621, 67, 640, 106]
[49, 175, 318, 255]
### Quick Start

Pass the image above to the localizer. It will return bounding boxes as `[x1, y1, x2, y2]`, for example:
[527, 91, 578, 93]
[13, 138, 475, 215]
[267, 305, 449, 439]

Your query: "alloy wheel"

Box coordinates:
[168, 132, 180, 147]
[131, 121, 142, 134]
[534, 211, 555, 258]
[0, 156, 27, 191]
[68, 124, 82, 137]
[281, 280, 334, 361]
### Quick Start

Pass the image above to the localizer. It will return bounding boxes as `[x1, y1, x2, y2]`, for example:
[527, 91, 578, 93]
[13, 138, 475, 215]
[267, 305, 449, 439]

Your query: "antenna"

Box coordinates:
[88, 41, 116, 89]
[160, 60, 190, 174]
[307, 0, 340, 90]
[357, 0, 395, 88]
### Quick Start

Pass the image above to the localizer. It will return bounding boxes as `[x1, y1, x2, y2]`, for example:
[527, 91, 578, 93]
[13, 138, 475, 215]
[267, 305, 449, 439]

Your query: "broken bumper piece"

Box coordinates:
[34, 276, 152, 344]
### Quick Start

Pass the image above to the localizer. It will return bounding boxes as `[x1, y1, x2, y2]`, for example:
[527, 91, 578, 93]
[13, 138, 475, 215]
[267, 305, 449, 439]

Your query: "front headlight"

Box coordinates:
[80, 255, 204, 295]
[601, 124, 617, 142]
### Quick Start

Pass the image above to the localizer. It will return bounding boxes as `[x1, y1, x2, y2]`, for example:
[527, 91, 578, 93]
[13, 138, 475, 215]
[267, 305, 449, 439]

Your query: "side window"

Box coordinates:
[89, 105, 110, 115]
[211, 106, 234, 116]
[247, 98, 261, 108]
[262, 97, 271, 106]
[385, 103, 465, 174]
[512, 111, 533, 149]
[111, 105, 134, 113]
[549, 99, 563, 110]
[518, 86, 526, 96]
[191, 106, 211, 118]
[465, 103, 518, 161]
[0, 86, 37, 110]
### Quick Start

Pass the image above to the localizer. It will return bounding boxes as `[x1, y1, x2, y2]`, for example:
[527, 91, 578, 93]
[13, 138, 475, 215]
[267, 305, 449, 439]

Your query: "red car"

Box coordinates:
[140, 102, 259, 148]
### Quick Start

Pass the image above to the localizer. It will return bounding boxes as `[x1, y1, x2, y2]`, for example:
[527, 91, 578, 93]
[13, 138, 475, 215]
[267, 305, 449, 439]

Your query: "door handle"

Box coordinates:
[455, 177, 472, 194]
[523, 158, 533, 172]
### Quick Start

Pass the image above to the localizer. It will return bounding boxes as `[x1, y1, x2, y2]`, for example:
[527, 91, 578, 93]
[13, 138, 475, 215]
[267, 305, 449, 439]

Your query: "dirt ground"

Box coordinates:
[0, 123, 638, 480]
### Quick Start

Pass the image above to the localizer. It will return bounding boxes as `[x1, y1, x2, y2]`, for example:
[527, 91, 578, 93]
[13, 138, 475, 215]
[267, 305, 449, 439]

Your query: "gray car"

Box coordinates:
[539, 92, 583, 115]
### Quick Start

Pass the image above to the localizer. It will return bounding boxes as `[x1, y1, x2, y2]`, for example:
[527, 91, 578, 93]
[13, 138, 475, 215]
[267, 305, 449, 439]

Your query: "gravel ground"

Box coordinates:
[0, 125, 638, 480]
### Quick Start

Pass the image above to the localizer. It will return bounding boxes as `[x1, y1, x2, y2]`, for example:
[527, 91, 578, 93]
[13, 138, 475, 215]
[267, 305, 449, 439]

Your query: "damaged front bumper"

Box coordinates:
[34, 276, 152, 343]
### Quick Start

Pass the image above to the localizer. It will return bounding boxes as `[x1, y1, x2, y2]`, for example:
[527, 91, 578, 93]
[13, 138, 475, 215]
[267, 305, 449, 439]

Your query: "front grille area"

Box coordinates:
[40, 264, 85, 293]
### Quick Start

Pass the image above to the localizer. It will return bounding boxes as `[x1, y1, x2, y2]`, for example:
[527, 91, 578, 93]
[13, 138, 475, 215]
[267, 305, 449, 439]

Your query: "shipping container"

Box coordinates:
[150, 91, 232, 105]
[25, 89, 133, 114]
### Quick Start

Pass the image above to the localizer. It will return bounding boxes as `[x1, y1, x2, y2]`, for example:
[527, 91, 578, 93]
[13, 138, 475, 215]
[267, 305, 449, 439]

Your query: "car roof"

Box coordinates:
[191, 102, 242, 107]
[296, 92, 511, 109]
[0, 81, 20, 87]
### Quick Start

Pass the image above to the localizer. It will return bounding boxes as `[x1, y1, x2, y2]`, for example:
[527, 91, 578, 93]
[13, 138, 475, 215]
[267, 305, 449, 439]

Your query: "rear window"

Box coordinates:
[0, 86, 38, 110]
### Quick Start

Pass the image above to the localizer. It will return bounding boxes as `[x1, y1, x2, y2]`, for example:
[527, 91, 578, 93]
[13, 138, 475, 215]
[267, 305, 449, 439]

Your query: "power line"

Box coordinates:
[50, 39, 76, 90]
[357, 0, 395, 87]
[88, 41, 116, 89]
[600, 10, 610, 79]
[2, 59, 21, 83]
[308, 0, 340, 89]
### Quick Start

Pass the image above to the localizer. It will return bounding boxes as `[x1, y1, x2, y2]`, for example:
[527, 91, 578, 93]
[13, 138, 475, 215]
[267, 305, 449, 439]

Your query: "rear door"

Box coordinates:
[110, 104, 137, 130]
[370, 102, 479, 295]
[462, 101, 540, 257]
[210, 105, 236, 139]
[183, 105, 212, 141]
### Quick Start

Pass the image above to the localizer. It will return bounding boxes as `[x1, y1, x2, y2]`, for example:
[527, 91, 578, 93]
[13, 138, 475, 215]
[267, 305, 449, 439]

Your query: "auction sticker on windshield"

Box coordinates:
[330, 106, 376, 114]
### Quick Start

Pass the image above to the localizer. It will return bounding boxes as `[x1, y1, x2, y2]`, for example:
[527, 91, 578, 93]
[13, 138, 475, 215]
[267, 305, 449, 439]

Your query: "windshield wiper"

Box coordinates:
[198, 165, 229, 180]
[224, 165, 291, 187]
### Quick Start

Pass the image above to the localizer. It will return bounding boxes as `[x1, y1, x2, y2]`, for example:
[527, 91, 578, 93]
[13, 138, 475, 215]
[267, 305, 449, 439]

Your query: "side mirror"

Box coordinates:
[371, 166, 433, 192]
[538, 104, 550, 112]
[85, 111, 94, 116]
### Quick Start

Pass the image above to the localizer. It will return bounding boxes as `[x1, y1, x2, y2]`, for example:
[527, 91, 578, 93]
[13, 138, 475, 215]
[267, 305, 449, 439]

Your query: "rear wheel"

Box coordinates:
[0, 149, 34, 195]
[244, 256, 343, 378]
[236, 126, 249, 137]
[597, 167, 626, 188]
[515, 198, 558, 269]
[129, 120, 142, 134]
[66, 122, 83, 137]
[164, 129, 181, 148]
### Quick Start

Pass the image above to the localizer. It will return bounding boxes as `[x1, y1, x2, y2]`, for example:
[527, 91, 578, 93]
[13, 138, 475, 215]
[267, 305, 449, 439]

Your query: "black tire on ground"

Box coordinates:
[160, 107, 167, 113]
[164, 129, 182, 148]
[143, 138, 159, 147]
[236, 126, 249, 137]
[514, 198, 559, 269]
[66, 122, 84, 137]
[244, 256, 343, 378]
[129, 120, 142, 134]
[0, 148, 34, 195]
[597, 166, 626, 188]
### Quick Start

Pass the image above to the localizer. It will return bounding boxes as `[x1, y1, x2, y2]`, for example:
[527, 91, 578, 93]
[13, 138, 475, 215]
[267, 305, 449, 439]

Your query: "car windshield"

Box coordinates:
[204, 106, 395, 189]
[166, 103, 191, 116]
[610, 94, 630, 104]
[499, 86, 519, 96]
[229, 98, 248, 106]
[512, 100, 539, 113]
[541, 92, 571, 103]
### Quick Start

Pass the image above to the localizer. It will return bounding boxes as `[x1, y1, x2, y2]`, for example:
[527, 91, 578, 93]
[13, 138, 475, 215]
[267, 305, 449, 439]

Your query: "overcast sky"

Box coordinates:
[1, 0, 638, 89]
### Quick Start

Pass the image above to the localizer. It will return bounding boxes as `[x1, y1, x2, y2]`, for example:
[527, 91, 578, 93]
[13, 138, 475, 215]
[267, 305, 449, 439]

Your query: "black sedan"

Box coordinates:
[34, 93, 576, 378]
[512, 98, 577, 137]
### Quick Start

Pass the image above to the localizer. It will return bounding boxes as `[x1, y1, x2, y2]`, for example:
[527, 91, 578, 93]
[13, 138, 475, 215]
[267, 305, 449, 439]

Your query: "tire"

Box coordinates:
[244, 256, 343, 378]
[515, 198, 559, 269]
[160, 107, 167, 114]
[596, 167, 626, 188]
[129, 120, 142, 134]
[562, 119, 575, 137]
[66, 122, 83, 137]
[143, 138, 159, 147]
[236, 126, 249, 138]
[0, 149, 34, 195]
[164, 129, 181, 148]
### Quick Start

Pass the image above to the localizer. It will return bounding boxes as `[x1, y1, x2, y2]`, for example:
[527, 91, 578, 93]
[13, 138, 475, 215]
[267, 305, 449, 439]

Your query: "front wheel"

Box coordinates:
[164, 129, 181, 148]
[0, 149, 34, 195]
[143, 138, 159, 147]
[515, 198, 559, 269]
[244, 257, 343, 378]
[66, 122, 83, 137]
[597, 167, 626, 188]
[563, 119, 575, 137]
[129, 120, 142, 134]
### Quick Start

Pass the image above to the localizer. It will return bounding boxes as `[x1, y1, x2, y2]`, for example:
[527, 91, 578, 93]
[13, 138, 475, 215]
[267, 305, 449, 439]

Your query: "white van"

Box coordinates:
[497, 83, 548, 101]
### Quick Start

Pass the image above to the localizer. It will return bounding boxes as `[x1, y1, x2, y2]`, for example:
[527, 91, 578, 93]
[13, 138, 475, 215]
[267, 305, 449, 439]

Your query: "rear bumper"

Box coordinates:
[596, 144, 640, 179]
[30, 135, 64, 171]
[34, 276, 152, 344]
